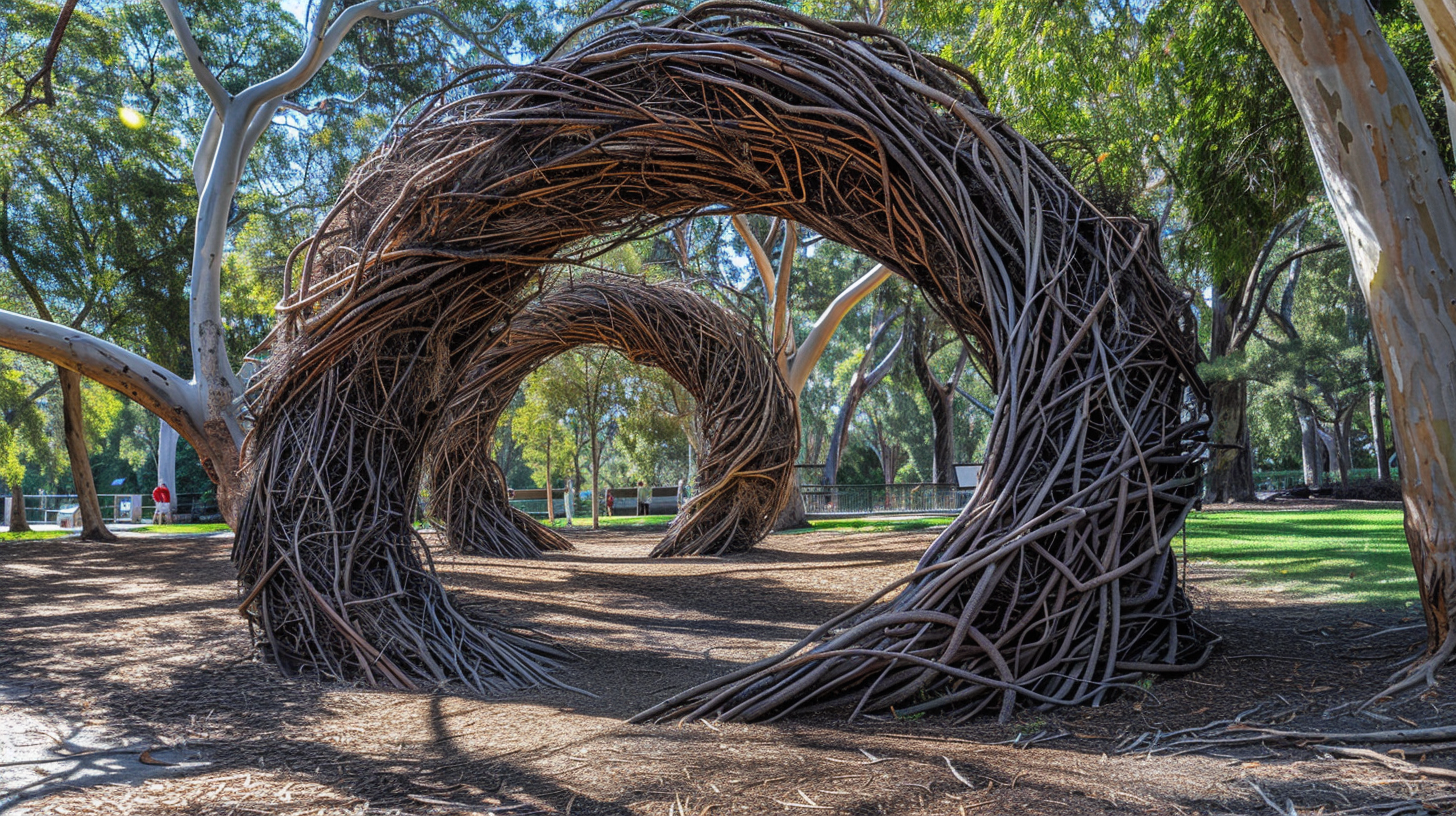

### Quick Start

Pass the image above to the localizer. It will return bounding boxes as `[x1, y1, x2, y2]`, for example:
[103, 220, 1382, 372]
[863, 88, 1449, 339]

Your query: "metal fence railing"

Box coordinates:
[799, 483, 972, 517]
[5, 492, 219, 525]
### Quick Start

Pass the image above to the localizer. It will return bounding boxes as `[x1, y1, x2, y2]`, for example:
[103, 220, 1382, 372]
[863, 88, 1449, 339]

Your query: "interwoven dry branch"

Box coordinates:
[429, 275, 798, 558]
[236, 0, 1212, 711]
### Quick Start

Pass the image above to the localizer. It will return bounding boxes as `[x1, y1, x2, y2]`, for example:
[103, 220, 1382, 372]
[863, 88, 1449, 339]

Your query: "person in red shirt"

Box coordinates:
[152, 483, 172, 525]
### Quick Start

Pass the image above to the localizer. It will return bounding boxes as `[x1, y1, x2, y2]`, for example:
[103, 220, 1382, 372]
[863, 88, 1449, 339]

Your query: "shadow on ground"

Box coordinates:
[0, 528, 1451, 815]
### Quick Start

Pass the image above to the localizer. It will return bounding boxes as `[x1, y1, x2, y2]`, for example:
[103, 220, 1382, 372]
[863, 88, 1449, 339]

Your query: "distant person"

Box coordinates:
[605, 490, 616, 517]
[151, 482, 172, 525]
[676, 478, 688, 513]
[637, 480, 651, 516]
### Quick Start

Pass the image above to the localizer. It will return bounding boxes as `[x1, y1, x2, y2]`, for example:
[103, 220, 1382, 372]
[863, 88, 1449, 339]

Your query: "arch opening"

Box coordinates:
[237, 1, 1212, 719]
[430, 274, 798, 558]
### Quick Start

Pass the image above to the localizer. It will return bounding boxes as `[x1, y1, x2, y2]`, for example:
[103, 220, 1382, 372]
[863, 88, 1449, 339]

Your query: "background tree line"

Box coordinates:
[0, 0, 1443, 518]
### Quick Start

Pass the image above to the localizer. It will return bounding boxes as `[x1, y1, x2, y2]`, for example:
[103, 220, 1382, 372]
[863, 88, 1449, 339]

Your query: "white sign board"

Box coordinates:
[954, 465, 981, 489]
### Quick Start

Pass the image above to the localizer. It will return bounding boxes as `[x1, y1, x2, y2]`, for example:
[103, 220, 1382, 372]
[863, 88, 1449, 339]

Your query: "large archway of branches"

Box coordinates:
[429, 274, 799, 559]
[237, 0, 1211, 721]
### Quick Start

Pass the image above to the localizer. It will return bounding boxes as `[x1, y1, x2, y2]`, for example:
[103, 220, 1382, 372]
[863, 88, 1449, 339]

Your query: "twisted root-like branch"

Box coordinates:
[430, 274, 798, 558]
[236, 0, 1210, 708]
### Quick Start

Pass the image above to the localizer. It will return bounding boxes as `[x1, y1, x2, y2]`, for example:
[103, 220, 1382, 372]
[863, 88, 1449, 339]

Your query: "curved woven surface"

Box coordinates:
[235, 1, 1211, 716]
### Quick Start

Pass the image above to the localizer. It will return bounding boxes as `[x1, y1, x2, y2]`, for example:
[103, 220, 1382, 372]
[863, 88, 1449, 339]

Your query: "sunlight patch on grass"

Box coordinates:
[0, 530, 72, 542]
[776, 516, 953, 535]
[1184, 509, 1416, 607]
[539, 514, 676, 528]
[131, 523, 232, 535]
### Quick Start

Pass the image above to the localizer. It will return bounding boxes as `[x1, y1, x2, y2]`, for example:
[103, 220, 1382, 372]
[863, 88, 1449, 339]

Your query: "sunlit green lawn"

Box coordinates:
[130, 523, 232, 535]
[778, 517, 953, 535]
[537, 514, 954, 534]
[0, 530, 71, 542]
[1184, 509, 1416, 607]
[0, 522, 231, 540]
[540, 514, 677, 527]
[0, 509, 1418, 608]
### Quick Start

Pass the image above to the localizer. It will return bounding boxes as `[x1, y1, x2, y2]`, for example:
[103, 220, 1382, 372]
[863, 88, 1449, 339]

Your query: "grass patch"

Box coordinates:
[131, 523, 232, 535]
[0, 529, 72, 542]
[1184, 509, 1416, 607]
[539, 514, 676, 528]
[777, 516, 954, 535]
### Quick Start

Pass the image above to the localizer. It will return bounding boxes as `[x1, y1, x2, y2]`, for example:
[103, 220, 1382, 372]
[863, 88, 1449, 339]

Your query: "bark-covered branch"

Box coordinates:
[3, 0, 78, 117]
[0, 308, 207, 453]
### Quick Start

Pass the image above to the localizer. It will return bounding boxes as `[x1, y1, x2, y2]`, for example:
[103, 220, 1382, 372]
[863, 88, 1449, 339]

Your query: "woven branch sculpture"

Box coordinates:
[236, 0, 1212, 715]
[429, 275, 798, 559]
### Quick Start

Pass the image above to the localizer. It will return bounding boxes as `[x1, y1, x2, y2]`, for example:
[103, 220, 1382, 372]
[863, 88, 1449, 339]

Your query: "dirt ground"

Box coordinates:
[2, 525, 1453, 815]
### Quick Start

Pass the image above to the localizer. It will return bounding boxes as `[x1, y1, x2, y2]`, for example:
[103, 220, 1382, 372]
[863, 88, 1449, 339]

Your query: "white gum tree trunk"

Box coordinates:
[732, 216, 893, 528]
[0, 0, 476, 527]
[158, 418, 178, 502]
[1239, 0, 1456, 667]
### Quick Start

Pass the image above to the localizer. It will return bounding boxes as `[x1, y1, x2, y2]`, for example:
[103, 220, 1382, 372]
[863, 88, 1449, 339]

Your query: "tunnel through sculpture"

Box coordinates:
[235, 0, 1212, 720]
[428, 275, 798, 559]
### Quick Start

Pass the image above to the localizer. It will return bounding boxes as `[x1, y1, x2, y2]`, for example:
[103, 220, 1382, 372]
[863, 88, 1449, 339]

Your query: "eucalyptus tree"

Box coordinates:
[729, 216, 897, 523]
[1, 2, 205, 538]
[1144, 0, 1327, 502]
[821, 303, 904, 486]
[615, 368, 694, 487]
[0, 0, 531, 525]
[908, 308, 972, 486]
[524, 349, 630, 529]
[0, 352, 51, 531]
[1236, 0, 1456, 689]
[1244, 244, 1376, 488]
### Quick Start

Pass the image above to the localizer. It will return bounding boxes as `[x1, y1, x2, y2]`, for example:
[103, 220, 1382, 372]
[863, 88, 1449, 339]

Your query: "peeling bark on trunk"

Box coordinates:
[8, 482, 29, 532]
[909, 318, 961, 486]
[58, 368, 113, 542]
[1207, 379, 1254, 502]
[1239, 0, 1456, 653]
[1205, 287, 1255, 503]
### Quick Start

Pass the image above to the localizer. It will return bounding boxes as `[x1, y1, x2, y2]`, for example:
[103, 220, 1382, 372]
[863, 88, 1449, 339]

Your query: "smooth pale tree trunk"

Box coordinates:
[1335, 407, 1354, 487]
[58, 368, 113, 542]
[1318, 428, 1340, 485]
[1241, 0, 1456, 656]
[774, 469, 809, 530]
[1371, 388, 1392, 481]
[590, 433, 600, 530]
[157, 418, 178, 502]
[545, 436, 554, 525]
[1299, 412, 1322, 489]
[8, 482, 29, 532]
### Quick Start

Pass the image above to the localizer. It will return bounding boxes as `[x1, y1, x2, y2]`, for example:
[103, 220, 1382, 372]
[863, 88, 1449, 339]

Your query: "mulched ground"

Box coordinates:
[1, 524, 1452, 815]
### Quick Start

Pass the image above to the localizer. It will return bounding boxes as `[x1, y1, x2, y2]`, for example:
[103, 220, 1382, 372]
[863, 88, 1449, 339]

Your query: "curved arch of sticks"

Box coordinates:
[236, 0, 1212, 716]
[429, 275, 798, 559]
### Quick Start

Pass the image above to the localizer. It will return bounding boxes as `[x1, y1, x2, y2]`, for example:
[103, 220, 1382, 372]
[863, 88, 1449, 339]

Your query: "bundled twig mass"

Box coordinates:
[235, 0, 1212, 712]
[429, 275, 798, 558]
